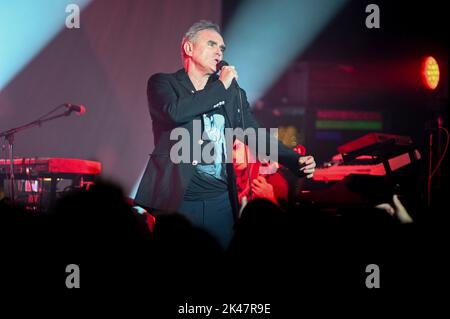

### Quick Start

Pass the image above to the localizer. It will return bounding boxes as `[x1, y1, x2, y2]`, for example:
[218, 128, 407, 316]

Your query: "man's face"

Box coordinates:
[189, 29, 225, 74]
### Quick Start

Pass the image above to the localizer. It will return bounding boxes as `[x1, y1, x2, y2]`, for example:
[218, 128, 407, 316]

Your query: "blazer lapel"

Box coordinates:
[222, 92, 236, 128]
[207, 73, 236, 127]
[175, 68, 235, 127]
[175, 69, 196, 93]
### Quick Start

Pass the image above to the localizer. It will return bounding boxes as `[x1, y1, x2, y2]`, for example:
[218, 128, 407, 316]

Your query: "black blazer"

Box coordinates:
[134, 69, 301, 219]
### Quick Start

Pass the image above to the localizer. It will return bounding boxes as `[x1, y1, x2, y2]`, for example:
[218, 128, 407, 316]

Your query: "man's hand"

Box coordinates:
[299, 156, 316, 178]
[375, 194, 413, 223]
[251, 176, 277, 204]
[219, 65, 238, 89]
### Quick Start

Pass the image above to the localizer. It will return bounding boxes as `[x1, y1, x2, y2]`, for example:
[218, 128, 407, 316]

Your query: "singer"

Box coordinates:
[134, 20, 315, 248]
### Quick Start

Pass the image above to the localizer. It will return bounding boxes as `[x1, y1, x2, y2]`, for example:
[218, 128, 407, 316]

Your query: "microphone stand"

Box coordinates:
[0, 108, 74, 205]
[234, 81, 253, 202]
[216, 62, 253, 214]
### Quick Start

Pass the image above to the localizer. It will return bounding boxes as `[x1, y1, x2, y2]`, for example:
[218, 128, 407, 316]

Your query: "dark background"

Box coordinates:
[222, 0, 449, 209]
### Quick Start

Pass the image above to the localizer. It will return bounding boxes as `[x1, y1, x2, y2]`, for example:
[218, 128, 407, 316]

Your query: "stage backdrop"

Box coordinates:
[0, 0, 222, 196]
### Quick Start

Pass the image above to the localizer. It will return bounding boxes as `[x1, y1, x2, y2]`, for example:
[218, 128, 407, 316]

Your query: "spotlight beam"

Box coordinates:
[223, 0, 348, 105]
[0, 0, 91, 91]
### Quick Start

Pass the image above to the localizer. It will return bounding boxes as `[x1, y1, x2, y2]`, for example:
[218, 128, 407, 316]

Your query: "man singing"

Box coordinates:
[135, 20, 315, 248]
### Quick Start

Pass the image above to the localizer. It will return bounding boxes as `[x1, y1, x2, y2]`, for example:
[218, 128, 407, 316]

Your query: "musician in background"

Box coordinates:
[233, 139, 307, 213]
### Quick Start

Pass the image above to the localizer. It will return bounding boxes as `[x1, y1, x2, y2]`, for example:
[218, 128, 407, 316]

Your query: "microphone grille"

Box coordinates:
[216, 60, 229, 72]
[78, 105, 87, 115]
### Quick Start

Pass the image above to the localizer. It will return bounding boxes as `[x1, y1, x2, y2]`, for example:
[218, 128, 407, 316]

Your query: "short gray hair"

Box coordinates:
[181, 20, 221, 59]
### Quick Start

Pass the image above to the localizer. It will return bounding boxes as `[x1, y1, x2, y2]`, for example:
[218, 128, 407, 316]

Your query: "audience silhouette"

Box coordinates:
[0, 178, 442, 299]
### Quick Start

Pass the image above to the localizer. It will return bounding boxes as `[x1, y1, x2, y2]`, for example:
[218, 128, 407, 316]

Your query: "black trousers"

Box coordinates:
[178, 192, 234, 248]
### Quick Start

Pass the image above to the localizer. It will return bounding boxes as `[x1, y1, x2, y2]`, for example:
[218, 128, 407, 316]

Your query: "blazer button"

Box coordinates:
[192, 160, 198, 166]
[198, 139, 204, 145]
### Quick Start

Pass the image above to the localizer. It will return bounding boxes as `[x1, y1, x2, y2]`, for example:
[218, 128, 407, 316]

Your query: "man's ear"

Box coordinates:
[183, 41, 193, 57]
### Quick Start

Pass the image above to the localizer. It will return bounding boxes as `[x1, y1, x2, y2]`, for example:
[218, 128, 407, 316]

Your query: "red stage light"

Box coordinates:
[421, 56, 440, 90]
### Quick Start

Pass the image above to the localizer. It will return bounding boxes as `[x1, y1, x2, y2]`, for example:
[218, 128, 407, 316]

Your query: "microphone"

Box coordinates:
[216, 60, 229, 72]
[64, 103, 86, 115]
[216, 60, 239, 88]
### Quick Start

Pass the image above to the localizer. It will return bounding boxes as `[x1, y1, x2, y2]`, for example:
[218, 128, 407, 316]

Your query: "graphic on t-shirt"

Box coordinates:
[197, 113, 227, 181]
